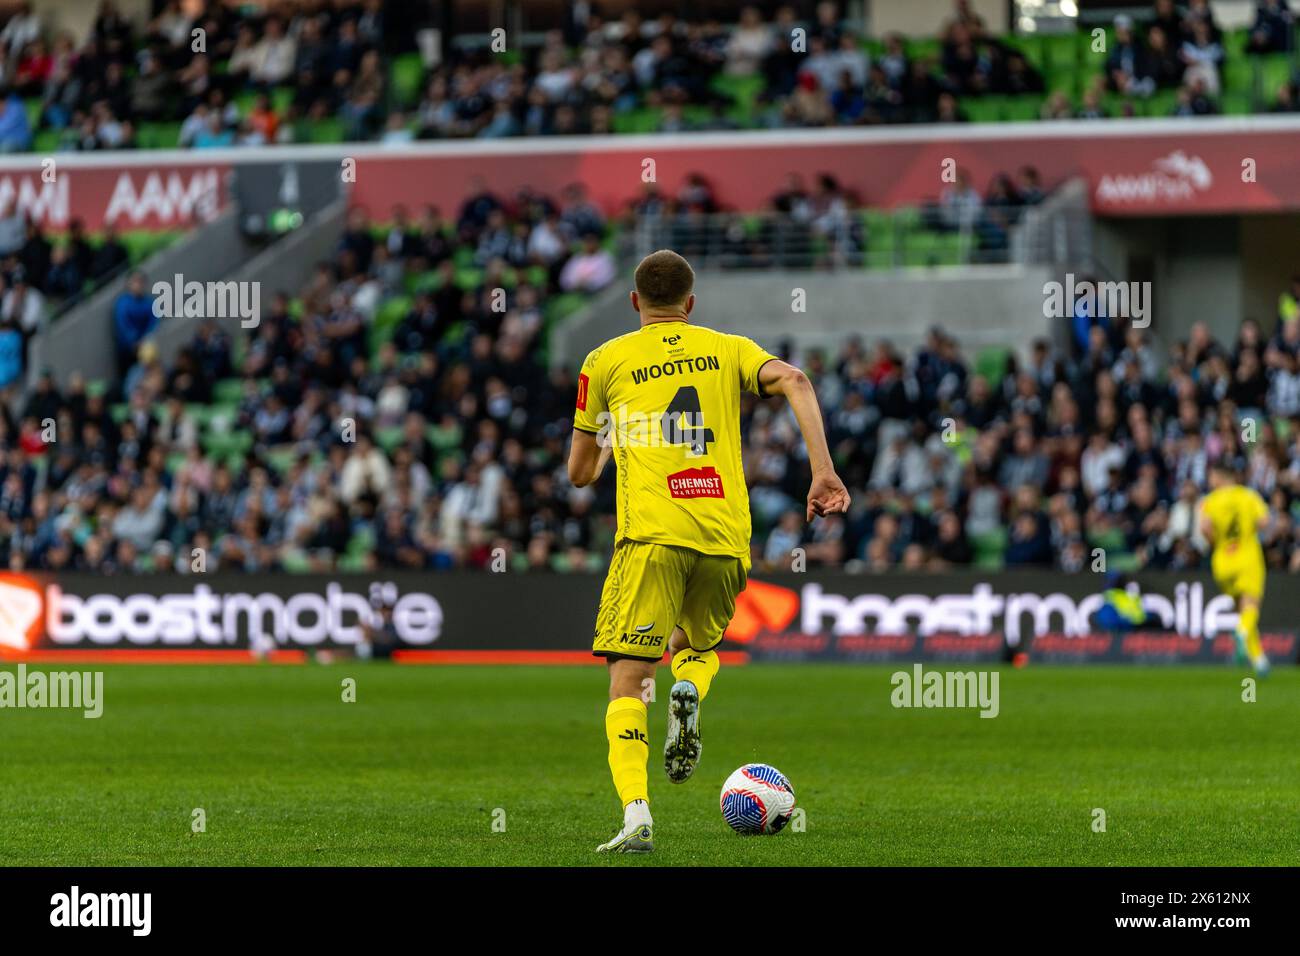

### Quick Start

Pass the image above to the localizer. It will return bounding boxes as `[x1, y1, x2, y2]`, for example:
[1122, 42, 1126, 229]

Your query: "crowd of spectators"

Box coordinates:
[746, 286, 1300, 575]
[0, 182, 628, 574]
[0, 1, 1297, 154]
[3, 165, 1297, 576]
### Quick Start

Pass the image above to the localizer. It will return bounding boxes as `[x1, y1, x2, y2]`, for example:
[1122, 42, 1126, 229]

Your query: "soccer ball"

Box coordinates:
[719, 763, 796, 835]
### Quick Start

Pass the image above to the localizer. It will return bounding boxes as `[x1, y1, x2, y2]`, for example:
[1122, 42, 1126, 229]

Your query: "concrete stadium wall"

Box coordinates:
[551, 265, 1056, 371]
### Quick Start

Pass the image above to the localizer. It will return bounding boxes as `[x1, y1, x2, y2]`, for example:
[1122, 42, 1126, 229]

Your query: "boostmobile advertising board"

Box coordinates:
[0, 572, 1292, 665]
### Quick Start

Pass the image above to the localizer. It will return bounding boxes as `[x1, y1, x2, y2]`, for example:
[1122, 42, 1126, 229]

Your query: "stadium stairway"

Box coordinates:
[29, 200, 348, 398]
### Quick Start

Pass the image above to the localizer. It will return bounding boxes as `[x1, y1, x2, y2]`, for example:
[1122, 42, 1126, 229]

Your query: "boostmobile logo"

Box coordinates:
[725, 580, 1243, 644]
[0, 575, 43, 650]
[0, 577, 442, 650]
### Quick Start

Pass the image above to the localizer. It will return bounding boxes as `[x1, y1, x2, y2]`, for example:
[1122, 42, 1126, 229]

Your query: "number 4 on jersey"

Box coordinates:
[661, 386, 714, 456]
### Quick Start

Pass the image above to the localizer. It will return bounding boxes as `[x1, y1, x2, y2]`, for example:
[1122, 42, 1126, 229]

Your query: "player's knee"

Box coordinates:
[668, 627, 690, 656]
[608, 660, 655, 701]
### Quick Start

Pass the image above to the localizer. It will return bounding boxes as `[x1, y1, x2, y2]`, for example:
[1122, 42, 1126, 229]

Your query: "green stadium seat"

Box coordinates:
[1041, 33, 1078, 71]
[390, 53, 426, 107]
[964, 96, 1007, 122]
[970, 528, 1007, 570]
[212, 379, 245, 405]
[1259, 54, 1295, 99]
[1222, 58, 1255, 95]
[1087, 527, 1127, 553]
[33, 128, 61, 153]
[1221, 92, 1252, 116]
[265, 448, 297, 475]
[305, 117, 345, 143]
[543, 292, 589, 327]
[1145, 89, 1180, 117]
[611, 107, 662, 134]
[975, 346, 1010, 383]
[271, 86, 294, 114]
[1001, 95, 1044, 122]
[375, 426, 404, 454]
[1108, 552, 1140, 573]
[901, 231, 941, 267]
[453, 267, 484, 291]
[710, 72, 765, 109]
[904, 37, 941, 63]
[137, 122, 181, 148]
[279, 550, 313, 573]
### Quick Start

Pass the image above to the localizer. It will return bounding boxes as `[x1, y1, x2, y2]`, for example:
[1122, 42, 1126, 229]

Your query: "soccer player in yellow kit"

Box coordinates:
[568, 249, 850, 853]
[1199, 460, 1271, 675]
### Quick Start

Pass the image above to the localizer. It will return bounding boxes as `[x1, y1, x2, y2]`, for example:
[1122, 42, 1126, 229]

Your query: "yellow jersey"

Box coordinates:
[574, 320, 778, 563]
[1201, 484, 1268, 563]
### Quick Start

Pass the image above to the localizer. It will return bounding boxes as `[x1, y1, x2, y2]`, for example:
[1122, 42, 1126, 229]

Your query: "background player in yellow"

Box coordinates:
[568, 249, 850, 853]
[1199, 459, 1270, 675]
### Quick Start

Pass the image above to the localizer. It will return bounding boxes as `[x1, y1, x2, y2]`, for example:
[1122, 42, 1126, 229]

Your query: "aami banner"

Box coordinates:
[6, 116, 1300, 231]
[0, 571, 1292, 665]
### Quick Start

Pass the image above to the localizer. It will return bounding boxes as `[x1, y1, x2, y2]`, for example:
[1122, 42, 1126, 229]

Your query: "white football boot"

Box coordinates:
[596, 799, 653, 853]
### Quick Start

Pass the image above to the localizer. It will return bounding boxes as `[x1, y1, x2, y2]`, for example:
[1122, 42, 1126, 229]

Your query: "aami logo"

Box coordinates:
[725, 579, 799, 643]
[576, 372, 589, 411]
[667, 466, 724, 499]
[0, 575, 42, 651]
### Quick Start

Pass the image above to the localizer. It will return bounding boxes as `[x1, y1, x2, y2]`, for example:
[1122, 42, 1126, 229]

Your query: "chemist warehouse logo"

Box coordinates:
[0, 577, 442, 651]
[725, 580, 1237, 644]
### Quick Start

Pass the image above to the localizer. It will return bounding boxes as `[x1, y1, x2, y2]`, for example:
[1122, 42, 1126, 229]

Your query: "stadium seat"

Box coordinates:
[1223, 58, 1255, 95]
[1086, 527, 1127, 553]
[970, 528, 1007, 569]
[33, 128, 61, 153]
[390, 53, 426, 108]
[1001, 96, 1044, 122]
[903, 37, 941, 64]
[304, 117, 346, 143]
[137, 122, 181, 148]
[1259, 55, 1295, 100]
[1041, 33, 1078, 72]
[212, 379, 245, 405]
[1222, 92, 1253, 116]
[369, 295, 411, 352]
[710, 73, 765, 111]
[974, 346, 1010, 383]
[611, 108, 663, 134]
[963, 96, 1005, 123]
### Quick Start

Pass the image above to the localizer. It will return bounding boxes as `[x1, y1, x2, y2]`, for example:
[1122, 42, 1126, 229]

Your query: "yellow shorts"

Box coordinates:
[592, 540, 747, 662]
[1212, 551, 1265, 601]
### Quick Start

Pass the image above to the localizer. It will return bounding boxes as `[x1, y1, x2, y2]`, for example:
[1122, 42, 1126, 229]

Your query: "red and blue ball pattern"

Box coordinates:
[720, 763, 796, 835]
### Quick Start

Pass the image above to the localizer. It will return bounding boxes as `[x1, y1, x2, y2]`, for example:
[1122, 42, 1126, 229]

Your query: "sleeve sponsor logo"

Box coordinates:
[667, 466, 725, 499]
[576, 372, 589, 411]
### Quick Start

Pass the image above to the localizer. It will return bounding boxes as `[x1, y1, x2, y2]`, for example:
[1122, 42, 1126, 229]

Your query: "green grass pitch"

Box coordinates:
[1, 663, 1297, 866]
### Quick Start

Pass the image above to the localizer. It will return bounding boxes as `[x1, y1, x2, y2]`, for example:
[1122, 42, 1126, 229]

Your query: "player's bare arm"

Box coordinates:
[757, 359, 852, 521]
[567, 428, 612, 488]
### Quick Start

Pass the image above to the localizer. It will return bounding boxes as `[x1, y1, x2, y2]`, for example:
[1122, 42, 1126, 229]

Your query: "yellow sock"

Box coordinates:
[605, 697, 649, 807]
[671, 648, 720, 700]
[1240, 605, 1263, 661]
